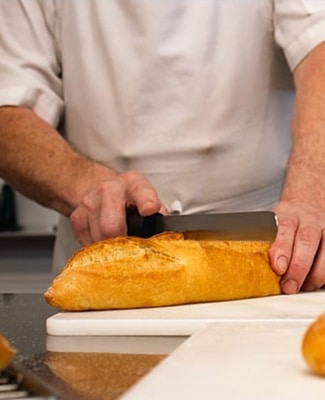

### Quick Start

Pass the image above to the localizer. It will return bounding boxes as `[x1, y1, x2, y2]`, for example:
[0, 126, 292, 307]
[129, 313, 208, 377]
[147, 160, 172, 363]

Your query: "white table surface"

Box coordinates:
[47, 291, 325, 399]
[121, 321, 323, 400]
[114, 291, 325, 399]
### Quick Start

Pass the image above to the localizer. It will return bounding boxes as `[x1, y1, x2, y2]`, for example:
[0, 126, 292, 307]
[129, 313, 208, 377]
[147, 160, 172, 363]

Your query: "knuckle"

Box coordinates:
[289, 260, 308, 274]
[123, 171, 152, 192]
[277, 216, 298, 232]
[297, 225, 321, 244]
[80, 196, 97, 213]
[122, 170, 141, 183]
[97, 179, 114, 192]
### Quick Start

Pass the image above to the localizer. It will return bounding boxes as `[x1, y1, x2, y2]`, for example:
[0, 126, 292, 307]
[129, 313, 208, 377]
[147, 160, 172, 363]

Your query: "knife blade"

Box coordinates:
[127, 211, 277, 241]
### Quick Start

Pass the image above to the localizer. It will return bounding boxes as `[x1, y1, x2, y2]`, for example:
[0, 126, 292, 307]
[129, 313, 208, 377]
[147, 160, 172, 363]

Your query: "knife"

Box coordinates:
[127, 211, 278, 241]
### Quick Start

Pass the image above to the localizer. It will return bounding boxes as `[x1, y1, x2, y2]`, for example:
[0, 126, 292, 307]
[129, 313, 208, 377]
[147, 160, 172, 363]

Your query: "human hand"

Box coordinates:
[268, 201, 325, 294]
[70, 170, 168, 245]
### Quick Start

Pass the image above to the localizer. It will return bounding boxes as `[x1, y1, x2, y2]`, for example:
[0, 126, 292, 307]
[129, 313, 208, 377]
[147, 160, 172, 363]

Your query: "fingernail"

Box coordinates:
[282, 279, 299, 294]
[276, 256, 288, 274]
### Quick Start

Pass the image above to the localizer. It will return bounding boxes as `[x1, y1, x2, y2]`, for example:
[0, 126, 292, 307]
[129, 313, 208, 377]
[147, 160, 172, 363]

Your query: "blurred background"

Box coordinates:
[0, 178, 58, 293]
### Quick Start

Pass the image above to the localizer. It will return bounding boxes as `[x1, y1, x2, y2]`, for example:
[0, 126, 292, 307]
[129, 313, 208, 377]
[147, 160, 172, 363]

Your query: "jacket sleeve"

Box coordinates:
[0, 0, 63, 127]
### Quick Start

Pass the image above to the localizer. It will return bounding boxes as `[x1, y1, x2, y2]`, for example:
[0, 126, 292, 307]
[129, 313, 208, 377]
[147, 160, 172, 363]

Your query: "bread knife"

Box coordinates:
[127, 211, 278, 241]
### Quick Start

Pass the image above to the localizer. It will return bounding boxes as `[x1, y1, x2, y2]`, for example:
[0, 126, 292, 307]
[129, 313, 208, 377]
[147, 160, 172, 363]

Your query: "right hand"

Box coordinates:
[70, 170, 167, 245]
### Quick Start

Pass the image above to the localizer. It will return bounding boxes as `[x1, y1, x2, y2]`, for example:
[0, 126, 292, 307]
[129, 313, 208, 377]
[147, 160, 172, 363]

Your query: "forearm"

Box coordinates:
[0, 106, 117, 216]
[281, 41, 325, 207]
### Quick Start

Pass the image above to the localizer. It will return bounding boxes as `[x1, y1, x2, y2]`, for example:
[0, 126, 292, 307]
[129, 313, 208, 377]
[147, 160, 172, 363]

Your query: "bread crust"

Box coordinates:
[302, 313, 325, 376]
[44, 232, 281, 311]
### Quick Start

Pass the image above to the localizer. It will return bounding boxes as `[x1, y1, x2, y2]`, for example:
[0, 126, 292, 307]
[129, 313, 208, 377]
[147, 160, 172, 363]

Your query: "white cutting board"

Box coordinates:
[46, 335, 186, 355]
[120, 321, 324, 400]
[46, 291, 325, 336]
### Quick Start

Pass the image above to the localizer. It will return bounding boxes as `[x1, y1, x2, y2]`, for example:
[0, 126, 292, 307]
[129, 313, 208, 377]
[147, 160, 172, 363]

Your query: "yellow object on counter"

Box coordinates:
[0, 333, 15, 370]
[302, 313, 325, 377]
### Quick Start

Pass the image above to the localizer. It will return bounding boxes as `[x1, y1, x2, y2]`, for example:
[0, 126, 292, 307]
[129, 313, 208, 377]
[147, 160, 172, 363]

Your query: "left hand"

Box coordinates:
[268, 200, 325, 294]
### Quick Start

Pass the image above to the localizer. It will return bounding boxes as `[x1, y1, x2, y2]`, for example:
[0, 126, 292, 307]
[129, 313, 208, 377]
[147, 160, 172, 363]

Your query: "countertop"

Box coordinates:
[0, 294, 170, 400]
[1, 292, 325, 400]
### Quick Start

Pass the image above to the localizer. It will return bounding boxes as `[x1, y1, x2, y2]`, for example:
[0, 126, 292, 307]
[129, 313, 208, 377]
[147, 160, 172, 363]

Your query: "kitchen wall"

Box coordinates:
[0, 178, 58, 293]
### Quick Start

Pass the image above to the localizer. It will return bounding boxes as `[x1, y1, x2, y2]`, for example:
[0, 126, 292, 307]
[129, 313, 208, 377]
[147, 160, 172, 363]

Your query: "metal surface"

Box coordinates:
[127, 211, 277, 241]
[1, 362, 58, 399]
[0, 294, 166, 400]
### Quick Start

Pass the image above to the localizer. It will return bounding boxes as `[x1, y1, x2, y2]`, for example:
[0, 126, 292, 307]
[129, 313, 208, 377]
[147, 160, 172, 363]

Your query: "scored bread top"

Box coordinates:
[64, 232, 182, 271]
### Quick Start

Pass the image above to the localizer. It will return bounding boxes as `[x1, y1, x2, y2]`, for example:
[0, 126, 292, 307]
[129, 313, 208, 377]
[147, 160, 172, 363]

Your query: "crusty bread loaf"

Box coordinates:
[302, 313, 325, 376]
[44, 232, 281, 311]
[0, 333, 15, 370]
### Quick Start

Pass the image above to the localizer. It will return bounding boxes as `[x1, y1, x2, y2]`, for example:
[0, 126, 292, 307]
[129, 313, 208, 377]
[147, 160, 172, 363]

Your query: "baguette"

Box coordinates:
[0, 333, 15, 370]
[302, 313, 325, 376]
[44, 232, 281, 311]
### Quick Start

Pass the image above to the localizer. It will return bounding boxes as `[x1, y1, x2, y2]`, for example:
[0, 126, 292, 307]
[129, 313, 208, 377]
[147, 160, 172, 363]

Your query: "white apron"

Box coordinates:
[0, 0, 325, 272]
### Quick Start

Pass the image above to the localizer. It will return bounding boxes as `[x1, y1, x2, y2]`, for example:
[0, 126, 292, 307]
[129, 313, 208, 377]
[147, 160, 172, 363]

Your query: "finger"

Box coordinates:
[123, 171, 162, 216]
[70, 206, 93, 246]
[268, 212, 297, 275]
[280, 223, 321, 294]
[89, 181, 127, 239]
[98, 195, 127, 238]
[71, 189, 104, 244]
[302, 230, 325, 291]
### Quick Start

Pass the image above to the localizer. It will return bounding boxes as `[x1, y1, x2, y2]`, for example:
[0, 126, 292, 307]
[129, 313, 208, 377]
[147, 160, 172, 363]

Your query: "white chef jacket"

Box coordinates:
[0, 0, 325, 273]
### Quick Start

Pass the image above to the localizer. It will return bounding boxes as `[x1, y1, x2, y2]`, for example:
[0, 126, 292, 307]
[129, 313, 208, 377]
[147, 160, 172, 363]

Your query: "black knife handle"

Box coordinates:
[126, 212, 163, 238]
[140, 213, 161, 238]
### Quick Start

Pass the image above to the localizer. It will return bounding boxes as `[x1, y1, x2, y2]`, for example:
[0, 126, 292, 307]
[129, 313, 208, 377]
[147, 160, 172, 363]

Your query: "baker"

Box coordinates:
[0, 1, 324, 294]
